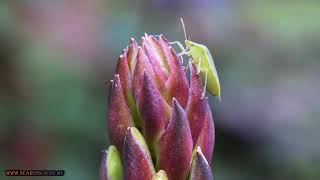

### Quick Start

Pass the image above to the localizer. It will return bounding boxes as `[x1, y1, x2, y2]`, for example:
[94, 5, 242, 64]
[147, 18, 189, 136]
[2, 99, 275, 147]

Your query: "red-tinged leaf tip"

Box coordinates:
[163, 47, 189, 107]
[124, 127, 155, 180]
[132, 47, 156, 104]
[143, 38, 168, 90]
[188, 146, 214, 180]
[116, 53, 132, 97]
[100, 146, 123, 180]
[127, 38, 139, 74]
[157, 98, 193, 180]
[187, 62, 208, 145]
[145, 34, 169, 75]
[141, 37, 146, 45]
[189, 61, 206, 100]
[116, 52, 141, 127]
[158, 34, 169, 45]
[158, 35, 171, 62]
[196, 103, 215, 164]
[139, 72, 171, 147]
[151, 34, 161, 41]
[149, 35, 168, 67]
[108, 75, 134, 153]
[158, 35, 175, 79]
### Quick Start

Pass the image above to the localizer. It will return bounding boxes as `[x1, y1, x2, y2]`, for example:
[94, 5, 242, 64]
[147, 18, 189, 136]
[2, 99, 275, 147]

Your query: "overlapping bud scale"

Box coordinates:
[101, 34, 216, 180]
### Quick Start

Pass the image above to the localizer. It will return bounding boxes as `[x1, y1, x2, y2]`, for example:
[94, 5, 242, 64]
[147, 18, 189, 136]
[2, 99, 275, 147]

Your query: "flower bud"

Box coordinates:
[105, 33, 219, 179]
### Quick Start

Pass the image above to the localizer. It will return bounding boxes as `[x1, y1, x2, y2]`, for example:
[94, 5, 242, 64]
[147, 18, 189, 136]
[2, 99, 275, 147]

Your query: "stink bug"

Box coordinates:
[170, 18, 221, 101]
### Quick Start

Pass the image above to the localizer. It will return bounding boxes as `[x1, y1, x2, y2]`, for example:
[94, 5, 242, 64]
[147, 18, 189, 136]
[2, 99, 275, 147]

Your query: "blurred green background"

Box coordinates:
[0, 0, 319, 179]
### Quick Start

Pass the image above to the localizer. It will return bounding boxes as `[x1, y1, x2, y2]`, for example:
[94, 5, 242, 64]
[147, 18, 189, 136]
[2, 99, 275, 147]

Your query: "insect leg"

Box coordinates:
[184, 58, 192, 71]
[178, 50, 190, 57]
[169, 41, 186, 53]
[201, 69, 208, 99]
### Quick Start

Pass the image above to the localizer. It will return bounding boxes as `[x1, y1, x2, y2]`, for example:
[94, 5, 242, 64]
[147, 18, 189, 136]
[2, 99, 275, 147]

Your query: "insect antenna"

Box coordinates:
[180, 17, 188, 40]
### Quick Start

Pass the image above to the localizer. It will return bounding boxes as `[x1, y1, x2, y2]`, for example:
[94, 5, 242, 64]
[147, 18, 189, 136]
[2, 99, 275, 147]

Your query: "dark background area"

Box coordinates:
[0, 0, 319, 179]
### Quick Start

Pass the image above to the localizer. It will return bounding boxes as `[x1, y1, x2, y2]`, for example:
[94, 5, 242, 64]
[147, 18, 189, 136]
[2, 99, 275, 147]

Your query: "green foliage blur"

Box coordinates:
[0, 0, 319, 179]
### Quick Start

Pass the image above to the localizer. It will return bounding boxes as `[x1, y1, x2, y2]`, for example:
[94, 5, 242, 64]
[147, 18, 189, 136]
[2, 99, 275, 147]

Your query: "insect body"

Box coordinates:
[185, 40, 221, 98]
[170, 18, 221, 100]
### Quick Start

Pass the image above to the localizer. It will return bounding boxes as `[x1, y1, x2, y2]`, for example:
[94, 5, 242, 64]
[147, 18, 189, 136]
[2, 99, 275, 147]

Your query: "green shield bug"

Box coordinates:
[170, 18, 221, 101]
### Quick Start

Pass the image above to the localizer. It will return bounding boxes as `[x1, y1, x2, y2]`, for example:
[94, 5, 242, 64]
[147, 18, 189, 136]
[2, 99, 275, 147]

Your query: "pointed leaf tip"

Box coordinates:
[189, 146, 214, 180]
[116, 51, 141, 128]
[124, 127, 155, 180]
[163, 47, 189, 108]
[157, 99, 192, 180]
[127, 38, 139, 74]
[143, 36, 168, 90]
[130, 37, 136, 44]
[187, 62, 208, 146]
[159, 34, 169, 44]
[132, 47, 155, 105]
[138, 72, 171, 147]
[108, 75, 134, 153]
[196, 104, 215, 164]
